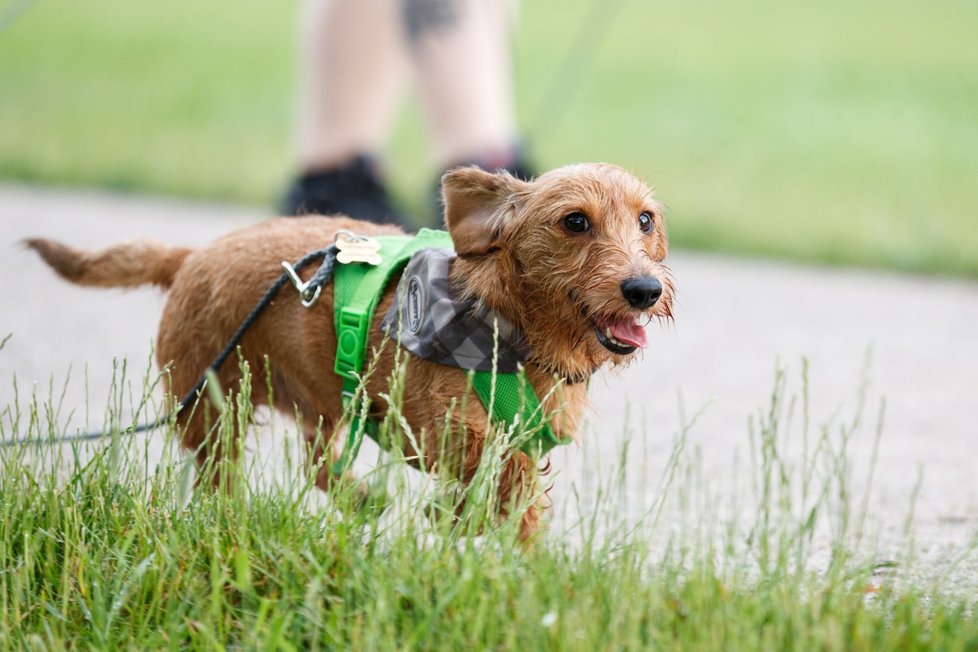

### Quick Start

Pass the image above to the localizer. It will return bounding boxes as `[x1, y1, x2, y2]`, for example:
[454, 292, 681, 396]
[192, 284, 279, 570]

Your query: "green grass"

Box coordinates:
[2, 0, 978, 275]
[2, 352, 977, 648]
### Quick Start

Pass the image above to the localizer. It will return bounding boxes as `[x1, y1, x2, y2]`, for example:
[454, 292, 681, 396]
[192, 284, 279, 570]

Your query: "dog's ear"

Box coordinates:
[441, 166, 529, 256]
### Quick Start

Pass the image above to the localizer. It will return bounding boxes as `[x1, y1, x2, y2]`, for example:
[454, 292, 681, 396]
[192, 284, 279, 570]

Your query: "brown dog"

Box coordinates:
[26, 163, 673, 541]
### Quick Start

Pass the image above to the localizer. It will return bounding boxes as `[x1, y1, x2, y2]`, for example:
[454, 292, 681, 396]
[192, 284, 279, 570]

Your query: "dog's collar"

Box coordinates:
[527, 357, 594, 386]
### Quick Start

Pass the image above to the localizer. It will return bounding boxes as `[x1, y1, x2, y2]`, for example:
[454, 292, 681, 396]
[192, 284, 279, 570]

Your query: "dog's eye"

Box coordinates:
[639, 211, 655, 234]
[563, 212, 591, 234]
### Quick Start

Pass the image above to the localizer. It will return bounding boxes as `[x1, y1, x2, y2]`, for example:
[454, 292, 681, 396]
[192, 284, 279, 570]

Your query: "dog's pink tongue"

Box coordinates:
[606, 317, 648, 349]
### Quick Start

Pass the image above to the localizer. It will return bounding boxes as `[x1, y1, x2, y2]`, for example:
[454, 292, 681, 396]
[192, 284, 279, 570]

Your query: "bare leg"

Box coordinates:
[404, 0, 521, 168]
[294, 0, 409, 171]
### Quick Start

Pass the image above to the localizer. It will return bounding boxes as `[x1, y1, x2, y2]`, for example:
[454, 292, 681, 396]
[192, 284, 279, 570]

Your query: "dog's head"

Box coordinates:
[444, 163, 674, 382]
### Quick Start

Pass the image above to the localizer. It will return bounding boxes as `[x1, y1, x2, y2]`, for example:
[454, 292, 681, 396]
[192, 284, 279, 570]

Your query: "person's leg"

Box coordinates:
[405, 0, 534, 224]
[284, 0, 409, 222]
[294, 0, 407, 171]
[406, 0, 525, 170]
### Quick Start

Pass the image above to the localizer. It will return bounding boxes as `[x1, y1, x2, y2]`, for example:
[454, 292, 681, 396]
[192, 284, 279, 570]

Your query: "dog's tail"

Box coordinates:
[24, 238, 193, 290]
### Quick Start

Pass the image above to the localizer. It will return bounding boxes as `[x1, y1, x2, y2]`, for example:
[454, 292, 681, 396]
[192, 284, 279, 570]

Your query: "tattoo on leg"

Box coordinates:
[403, 0, 460, 44]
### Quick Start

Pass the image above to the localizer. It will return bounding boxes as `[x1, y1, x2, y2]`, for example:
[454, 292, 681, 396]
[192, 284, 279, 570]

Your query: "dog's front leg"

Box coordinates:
[303, 422, 365, 497]
[303, 421, 393, 514]
[494, 451, 549, 544]
[421, 426, 547, 544]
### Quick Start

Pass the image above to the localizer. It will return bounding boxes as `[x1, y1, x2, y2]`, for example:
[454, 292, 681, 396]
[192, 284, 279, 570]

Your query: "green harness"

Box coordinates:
[329, 228, 566, 474]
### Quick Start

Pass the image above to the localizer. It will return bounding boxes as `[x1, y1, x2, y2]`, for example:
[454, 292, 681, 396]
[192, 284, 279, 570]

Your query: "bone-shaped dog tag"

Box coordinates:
[335, 236, 383, 265]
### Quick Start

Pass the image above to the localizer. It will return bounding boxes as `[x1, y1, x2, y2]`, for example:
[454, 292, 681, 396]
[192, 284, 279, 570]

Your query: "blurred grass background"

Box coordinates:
[1, 0, 976, 275]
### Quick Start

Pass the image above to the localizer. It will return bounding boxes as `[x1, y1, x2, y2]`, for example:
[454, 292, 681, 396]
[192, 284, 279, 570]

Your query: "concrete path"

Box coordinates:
[2, 184, 976, 587]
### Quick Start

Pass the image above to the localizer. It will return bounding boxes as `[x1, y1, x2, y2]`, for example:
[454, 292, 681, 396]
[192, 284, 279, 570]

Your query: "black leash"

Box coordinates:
[3, 244, 340, 447]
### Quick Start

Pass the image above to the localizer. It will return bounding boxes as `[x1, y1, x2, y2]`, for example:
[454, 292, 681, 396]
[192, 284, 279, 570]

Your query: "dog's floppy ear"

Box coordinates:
[441, 166, 529, 256]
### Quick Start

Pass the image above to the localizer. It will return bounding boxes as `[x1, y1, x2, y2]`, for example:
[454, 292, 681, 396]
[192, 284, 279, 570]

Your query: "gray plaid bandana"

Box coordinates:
[380, 248, 528, 373]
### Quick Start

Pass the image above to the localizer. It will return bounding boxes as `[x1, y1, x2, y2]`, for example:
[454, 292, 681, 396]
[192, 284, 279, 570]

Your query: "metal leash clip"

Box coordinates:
[281, 260, 323, 308]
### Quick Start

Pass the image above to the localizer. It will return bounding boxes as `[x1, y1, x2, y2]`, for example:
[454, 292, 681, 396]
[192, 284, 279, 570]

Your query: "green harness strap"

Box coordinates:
[469, 371, 564, 458]
[329, 228, 565, 475]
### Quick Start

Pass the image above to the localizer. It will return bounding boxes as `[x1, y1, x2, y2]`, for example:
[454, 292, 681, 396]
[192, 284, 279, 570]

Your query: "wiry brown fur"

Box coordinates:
[25, 163, 672, 542]
[24, 238, 192, 289]
[447, 164, 675, 384]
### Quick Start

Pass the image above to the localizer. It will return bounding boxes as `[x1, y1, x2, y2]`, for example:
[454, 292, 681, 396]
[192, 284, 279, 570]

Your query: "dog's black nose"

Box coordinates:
[620, 276, 662, 309]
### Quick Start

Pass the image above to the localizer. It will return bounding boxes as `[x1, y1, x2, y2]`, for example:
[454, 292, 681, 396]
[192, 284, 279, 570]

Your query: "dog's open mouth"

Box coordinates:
[591, 314, 648, 355]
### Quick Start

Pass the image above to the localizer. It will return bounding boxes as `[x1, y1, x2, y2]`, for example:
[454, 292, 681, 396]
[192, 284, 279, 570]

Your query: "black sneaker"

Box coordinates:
[429, 149, 537, 228]
[280, 155, 408, 226]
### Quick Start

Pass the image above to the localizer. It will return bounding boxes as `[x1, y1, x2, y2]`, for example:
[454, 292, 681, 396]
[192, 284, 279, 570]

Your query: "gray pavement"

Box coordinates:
[2, 183, 976, 587]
